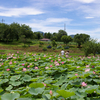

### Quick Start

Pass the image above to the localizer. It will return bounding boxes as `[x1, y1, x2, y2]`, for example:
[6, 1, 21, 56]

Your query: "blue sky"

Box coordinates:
[0, 0, 100, 41]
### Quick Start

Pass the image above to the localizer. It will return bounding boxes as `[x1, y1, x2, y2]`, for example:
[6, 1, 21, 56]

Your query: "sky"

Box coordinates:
[0, 0, 100, 41]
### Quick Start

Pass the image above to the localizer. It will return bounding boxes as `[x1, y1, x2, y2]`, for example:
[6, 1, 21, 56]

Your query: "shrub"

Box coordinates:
[57, 45, 62, 49]
[42, 47, 47, 51]
[64, 46, 69, 49]
[39, 41, 44, 45]
[47, 45, 52, 49]
[52, 47, 55, 50]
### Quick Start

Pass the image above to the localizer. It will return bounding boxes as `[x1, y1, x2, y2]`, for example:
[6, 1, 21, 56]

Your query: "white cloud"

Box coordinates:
[74, 0, 95, 3]
[21, 17, 72, 33]
[85, 17, 94, 19]
[0, 6, 44, 17]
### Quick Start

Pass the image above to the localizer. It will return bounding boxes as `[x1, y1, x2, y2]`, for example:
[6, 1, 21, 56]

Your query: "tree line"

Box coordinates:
[1, 22, 100, 56]
[0, 22, 90, 44]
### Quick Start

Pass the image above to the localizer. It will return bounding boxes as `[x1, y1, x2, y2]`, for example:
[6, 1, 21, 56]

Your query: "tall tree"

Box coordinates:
[61, 35, 73, 45]
[21, 24, 34, 39]
[10, 22, 21, 41]
[57, 30, 67, 41]
[74, 33, 90, 48]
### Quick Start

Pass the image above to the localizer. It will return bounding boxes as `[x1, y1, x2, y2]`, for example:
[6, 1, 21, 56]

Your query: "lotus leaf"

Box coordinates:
[10, 75, 21, 81]
[9, 81, 21, 86]
[29, 87, 44, 95]
[17, 98, 32, 100]
[22, 75, 31, 82]
[1, 93, 20, 100]
[6, 85, 13, 91]
[57, 90, 75, 98]
[29, 83, 44, 88]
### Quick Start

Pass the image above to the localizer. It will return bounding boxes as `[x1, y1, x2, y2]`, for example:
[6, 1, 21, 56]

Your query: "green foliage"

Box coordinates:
[57, 45, 62, 49]
[39, 41, 44, 45]
[83, 39, 99, 56]
[74, 33, 90, 48]
[52, 40, 57, 47]
[57, 30, 67, 41]
[61, 35, 73, 45]
[0, 43, 100, 99]
[42, 47, 47, 51]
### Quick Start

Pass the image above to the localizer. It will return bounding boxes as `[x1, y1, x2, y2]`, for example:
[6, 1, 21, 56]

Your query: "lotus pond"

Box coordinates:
[0, 52, 100, 100]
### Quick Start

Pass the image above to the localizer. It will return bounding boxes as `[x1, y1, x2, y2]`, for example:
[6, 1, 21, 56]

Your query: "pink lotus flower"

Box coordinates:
[61, 62, 64, 64]
[75, 74, 78, 76]
[13, 57, 16, 59]
[81, 82, 87, 87]
[22, 64, 25, 66]
[6, 69, 10, 71]
[35, 67, 38, 69]
[35, 59, 37, 61]
[55, 63, 59, 66]
[85, 69, 90, 72]
[49, 57, 51, 59]
[27, 66, 30, 68]
[92, 66, 94, 68]
[93, 71, 96, 74]
[86, 65, 89, 68]
[58, 59, 61, 61]
[14, 61, 16, 63]
[44, 55, 46, 57]
[45, 67, 49, 69]
[50, 65, 52, 67]
[17, 51, 19, 53]
[77, 66, 80, 68]
[51, 60, 53, 62]
[23, 68, 26, 71]
[9, 62, 12, 65]
[39, 57, 41, 59]
[42, 82, 46, 87]
[50, 90, 53, 96]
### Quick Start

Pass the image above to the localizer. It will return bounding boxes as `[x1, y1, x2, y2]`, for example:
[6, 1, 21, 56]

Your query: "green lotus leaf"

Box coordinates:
[85, 85, 98, 94]
[6, 85, 13, 91]
[1, 93, 20, 100]
[31, 78, 38, 82]
[29, 83, 44, 88]
[10, 75, 21, 81]
[57, 90, 75, 98]
[9, 81, 21, 86]
[29, 87, 44, 95]
[2, 79, 9, 83]
[0, 88, 3, 93]
[22, 75, 31, 82]
[61, 83, 68, 89]
[93, 79, 100, 83]
[17, 98, 32, 100]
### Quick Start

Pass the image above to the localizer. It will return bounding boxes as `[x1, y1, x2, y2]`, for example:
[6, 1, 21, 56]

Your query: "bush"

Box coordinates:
[64, 46, 69, 49]
[57, 45, 62, 49]
[42, 47, 47, 51]
[47, 45, 52, 49]
[39, 41, 44, 45]
[52, 47, 55, 50]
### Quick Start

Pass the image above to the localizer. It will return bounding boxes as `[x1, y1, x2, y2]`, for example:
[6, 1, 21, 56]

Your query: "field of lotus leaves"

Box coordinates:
[0, 52, 100, 100]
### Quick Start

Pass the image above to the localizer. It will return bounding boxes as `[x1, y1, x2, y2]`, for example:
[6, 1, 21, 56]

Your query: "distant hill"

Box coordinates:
[37, 31, 44, 35]
[70, 35, 75, 38]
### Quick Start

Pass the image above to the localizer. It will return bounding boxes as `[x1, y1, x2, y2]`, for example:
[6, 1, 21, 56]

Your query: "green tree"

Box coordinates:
[61, 35, 73, 45]
[34, 32, 43, 39]
[52, 40, 57, 47]
[10, 22, 21, 41]
[57, 30, 67, 41]
[74, 33, 90, 48]
[83, 39, 99, 56]
[21, 24, 34, 39]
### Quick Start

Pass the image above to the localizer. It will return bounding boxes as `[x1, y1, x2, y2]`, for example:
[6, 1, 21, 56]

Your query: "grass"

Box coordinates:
[0, 41, 99, 57]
